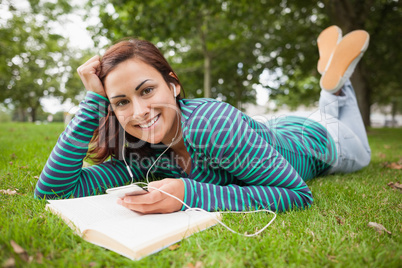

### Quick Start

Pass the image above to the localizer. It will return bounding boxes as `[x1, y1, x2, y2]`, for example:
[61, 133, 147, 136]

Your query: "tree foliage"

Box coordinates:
[89, 0, 281, 110]
[0, 0, 84, 121]
[88, 1, 335, 110]
[1, 0, 399, 124]
[89, 0, 400, 125]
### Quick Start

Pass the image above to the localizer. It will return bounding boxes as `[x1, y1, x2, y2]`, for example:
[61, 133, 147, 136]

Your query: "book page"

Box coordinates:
[47, 194, 141, 231]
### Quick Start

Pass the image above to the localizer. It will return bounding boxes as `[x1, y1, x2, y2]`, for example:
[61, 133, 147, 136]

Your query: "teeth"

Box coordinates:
[139, 115, 159, 128]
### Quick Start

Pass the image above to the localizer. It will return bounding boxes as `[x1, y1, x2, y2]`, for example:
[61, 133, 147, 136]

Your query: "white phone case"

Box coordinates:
[106, 184, 148, 198]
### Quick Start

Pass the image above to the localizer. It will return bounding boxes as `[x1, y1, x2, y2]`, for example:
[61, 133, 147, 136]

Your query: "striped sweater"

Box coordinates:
[35, 91, 337, 212]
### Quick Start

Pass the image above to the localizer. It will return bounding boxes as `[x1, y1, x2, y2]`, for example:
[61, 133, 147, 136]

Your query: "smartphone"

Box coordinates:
[106, 184, 148, 198]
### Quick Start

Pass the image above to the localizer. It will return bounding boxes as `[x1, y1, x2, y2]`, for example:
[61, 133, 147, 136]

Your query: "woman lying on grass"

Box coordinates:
[35, 26, 371, 214]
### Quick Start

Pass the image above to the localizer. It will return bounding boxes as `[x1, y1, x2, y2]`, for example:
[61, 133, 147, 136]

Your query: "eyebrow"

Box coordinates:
[135, 79, 150, 91]
[110, 95, 125, 99]
[110, 79, 151, 99]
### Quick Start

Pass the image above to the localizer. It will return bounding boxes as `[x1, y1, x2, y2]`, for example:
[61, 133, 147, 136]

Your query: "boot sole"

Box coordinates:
[320, 30, 370, 94]
[317, 25, 342, 74]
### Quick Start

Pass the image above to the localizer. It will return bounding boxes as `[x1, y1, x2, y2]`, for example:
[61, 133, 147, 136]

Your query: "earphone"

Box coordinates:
[170, 83, 177, 98]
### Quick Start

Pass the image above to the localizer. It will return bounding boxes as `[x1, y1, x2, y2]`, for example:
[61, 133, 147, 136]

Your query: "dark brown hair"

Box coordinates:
[86, 39, 184, 164]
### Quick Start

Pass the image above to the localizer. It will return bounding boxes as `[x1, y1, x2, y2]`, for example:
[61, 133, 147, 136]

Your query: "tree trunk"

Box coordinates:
[391, 101, 397, 128]
[30, 106, 36, 122]
[200, 11, 211, 99]
[204, 54, 211, 98]
[237, 100, 242, 111]
[325, 0, 373, 127]
[351, 65, 371, 127]
[17, 107, 27, 122]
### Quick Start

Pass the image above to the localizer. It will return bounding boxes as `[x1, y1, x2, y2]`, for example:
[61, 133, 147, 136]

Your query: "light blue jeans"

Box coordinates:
[301, 80, 371, 174]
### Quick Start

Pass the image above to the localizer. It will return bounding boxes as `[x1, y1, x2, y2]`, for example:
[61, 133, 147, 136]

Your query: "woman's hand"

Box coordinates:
[117, 179, 185, 214]
[76, 55, 106, 97]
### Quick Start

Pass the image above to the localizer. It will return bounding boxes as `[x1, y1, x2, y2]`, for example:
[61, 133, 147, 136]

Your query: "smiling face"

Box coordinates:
[104, 58, 181, 145]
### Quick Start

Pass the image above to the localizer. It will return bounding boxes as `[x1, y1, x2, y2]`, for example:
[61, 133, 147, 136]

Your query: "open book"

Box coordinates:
[46, 194, 220, 260]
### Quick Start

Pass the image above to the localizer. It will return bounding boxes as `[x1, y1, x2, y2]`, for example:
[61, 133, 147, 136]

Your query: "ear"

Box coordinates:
[169, 71, 178, 80]
[169, 72, 181, 96]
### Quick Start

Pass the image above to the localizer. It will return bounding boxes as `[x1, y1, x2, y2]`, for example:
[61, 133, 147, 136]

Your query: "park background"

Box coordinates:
[0, 0, 401, 127]
[0, 0, 401, 267]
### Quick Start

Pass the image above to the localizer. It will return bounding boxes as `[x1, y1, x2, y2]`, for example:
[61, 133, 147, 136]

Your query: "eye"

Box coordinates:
[141, 87, 153, 96]
[115, 99, 129, 107]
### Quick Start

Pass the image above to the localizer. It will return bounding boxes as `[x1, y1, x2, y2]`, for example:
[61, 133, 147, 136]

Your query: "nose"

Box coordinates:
[131, 98, 150, 120]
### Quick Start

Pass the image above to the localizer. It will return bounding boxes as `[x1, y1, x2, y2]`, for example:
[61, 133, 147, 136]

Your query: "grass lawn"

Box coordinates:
[0, 122, 401, 267]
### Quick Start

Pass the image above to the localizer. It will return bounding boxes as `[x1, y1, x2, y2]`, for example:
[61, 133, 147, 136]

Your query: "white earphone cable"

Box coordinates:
[146, 185, 277, 237]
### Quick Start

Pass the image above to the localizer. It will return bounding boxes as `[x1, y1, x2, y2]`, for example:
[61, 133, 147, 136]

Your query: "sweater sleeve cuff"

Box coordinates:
[180, 178, 195, 211]
[83, 91, 110, 118]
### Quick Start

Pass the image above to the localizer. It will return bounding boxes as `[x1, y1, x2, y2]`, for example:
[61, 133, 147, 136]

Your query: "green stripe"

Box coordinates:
[267, 187, 277, 211]
[231, 186, 239, 211]
[66, 124, 93, 138]
[59, 136, 88, 150]
[93, 166, 114, 187]
[276, 188, 286, 212]
[46, 163, 81, 174]
[181, 178, 188, 210]
[242, 145, 270, 184]
[227, 186, 232, 210]
[189, 181, 196, 207]
[39, 177, 75, 188]
[35, 184, 74, 196]
[252, 186, 264, 208]
[224, 127, 248, 160]
[284, 173, 300, 188]
[62, 131, 89, 146]
[56, 142, 87, 156]
[199, 183, 204, 208]
[42, 168, 78, 180]
[220, 186, 225, 211]
[212, 108, 236, 157]
[102, 165, 122, 185]
[283, 190, 291, 210]
[239, 189, 246, 210]
[290, 190, 304, 209]
[207, 183, 211, 210]
[229, 131, 259, 176]
[49, 155, 81, 168]
[204, 104, 230, 155]
[195, 104, 219, 149]
[71, 118, 96, 132]
[83, 169, 103, 194]
[87, 91, 109, 104]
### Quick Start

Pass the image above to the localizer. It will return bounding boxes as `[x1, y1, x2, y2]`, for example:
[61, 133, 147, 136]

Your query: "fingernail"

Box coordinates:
[117, 198, 122, 205]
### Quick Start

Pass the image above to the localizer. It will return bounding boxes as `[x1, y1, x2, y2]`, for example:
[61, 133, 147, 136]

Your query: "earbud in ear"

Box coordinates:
[170, 83, 177, 97]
